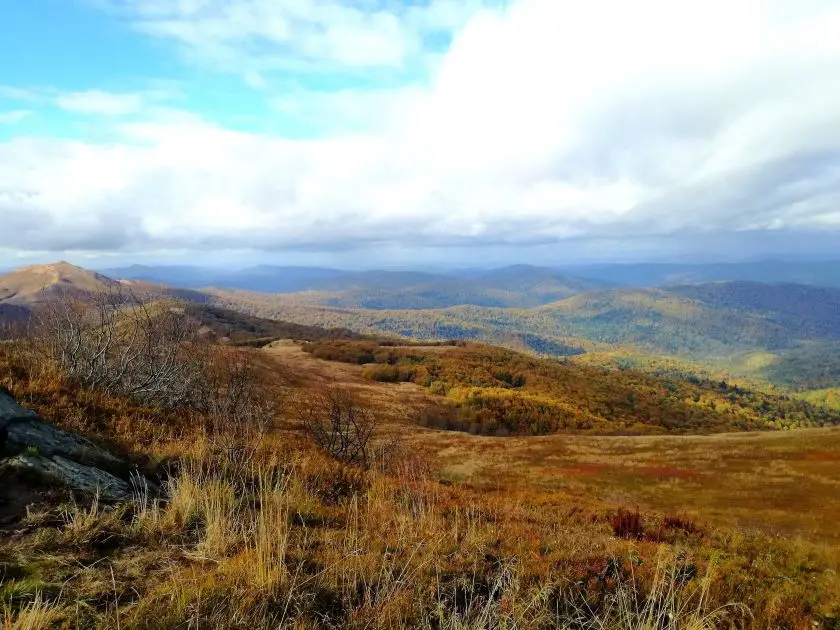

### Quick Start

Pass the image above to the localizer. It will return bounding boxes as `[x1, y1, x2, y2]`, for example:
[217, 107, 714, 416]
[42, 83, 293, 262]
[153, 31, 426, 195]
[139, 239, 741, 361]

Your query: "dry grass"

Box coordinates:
[2, 343, 840, 628]
[3, 443, 838, 627]
[1, 592, 65, 630]
[420, 427, 840, 544]
[266, 341, 840, 544]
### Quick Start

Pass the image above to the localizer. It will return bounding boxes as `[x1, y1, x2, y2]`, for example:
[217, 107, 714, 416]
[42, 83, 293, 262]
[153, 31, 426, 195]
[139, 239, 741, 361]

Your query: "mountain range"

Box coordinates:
[98, 260, 840, 294]
[100, 263, 610, 308]
[3, 261, 840, 391]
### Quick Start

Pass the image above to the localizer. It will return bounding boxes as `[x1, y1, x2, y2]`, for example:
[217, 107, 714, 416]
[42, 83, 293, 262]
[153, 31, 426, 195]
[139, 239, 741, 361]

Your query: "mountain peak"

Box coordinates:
[0, 261, 117, 305]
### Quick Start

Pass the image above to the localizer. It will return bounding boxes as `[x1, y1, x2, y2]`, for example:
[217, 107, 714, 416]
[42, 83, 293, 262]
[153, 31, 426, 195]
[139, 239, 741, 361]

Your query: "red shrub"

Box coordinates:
[611, 508, 645, 539]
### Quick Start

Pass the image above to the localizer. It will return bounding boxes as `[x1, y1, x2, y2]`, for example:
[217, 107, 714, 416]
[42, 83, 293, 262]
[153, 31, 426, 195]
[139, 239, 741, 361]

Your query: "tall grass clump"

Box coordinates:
[1, 593, 65, 630]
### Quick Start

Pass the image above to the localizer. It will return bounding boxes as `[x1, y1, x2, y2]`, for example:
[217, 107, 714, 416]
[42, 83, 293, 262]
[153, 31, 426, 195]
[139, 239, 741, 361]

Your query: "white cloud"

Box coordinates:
[101, 0, 483, 78]
[55, 90, 145, 115]
[2, 0, 840, 259]
[271, 86, 425, 133]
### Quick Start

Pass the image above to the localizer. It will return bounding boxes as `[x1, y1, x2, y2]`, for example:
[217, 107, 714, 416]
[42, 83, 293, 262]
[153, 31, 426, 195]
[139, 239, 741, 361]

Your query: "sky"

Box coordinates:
[1, 0, 840, 270]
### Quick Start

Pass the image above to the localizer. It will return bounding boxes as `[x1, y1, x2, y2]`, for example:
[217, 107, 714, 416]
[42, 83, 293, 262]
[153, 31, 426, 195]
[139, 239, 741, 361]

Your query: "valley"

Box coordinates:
[4, 261, 840, 396]
[205, 278, 840, 395]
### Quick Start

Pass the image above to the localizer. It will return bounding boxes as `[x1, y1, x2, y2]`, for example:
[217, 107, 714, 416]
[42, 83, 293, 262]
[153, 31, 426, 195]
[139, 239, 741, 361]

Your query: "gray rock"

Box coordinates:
[1, 453, 132, 501]
[1, 388, 156, 504]
[1, 387, 37, 452]
[1, 389, 120, 466]
[0, 388, 38, 424]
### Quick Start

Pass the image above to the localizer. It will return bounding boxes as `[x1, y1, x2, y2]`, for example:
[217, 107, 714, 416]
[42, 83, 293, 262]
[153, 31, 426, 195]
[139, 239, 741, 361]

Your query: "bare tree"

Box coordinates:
[300, 387, 379, 467]
[26, 287, 279, 470]
[30, 286, 202, 409]
[194, 345, 276, 466]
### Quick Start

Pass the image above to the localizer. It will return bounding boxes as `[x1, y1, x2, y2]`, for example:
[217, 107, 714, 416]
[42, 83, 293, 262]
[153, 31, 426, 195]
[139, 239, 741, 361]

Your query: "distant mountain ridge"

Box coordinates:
[102, 264, 349, 293]
[5, 262, 840, 390]
[103, 264, 610, 309]
[100, 259, 840, 293]
[559, 260, 840, 288]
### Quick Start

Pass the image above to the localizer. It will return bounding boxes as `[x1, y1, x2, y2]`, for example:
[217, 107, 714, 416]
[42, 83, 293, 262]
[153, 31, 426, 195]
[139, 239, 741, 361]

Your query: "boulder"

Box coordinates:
[0, 388, 155, 504]
[1, 454, 132, 501]
[2, 393, 121, 467]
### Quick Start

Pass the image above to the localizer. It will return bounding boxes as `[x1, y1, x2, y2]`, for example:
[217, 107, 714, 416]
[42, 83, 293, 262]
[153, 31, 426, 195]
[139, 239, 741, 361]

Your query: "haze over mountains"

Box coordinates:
[101, 260, 840, 296]
[100, 263, 610, 305]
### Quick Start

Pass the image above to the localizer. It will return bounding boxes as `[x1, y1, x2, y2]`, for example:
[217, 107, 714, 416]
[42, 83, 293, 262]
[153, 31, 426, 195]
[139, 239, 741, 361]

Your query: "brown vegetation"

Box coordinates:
[1, 297, 840, 628]
[298, 387, 380, 467]
[304, 339, 840, 435]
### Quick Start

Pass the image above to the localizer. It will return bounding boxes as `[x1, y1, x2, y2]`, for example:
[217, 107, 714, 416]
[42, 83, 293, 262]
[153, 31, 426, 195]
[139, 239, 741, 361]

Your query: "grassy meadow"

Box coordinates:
[1, 338, 840, 628]
[423, 428, 840, 544]
[276, 341, 840, 543]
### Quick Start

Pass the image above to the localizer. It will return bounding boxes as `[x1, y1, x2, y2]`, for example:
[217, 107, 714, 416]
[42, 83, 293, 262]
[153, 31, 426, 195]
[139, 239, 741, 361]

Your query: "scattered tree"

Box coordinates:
[30, 286, 201, 409]
[300, 387, 380, 467]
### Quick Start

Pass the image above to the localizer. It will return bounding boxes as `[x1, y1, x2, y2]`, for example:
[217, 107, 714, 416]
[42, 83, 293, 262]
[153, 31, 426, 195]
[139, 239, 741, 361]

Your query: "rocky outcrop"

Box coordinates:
[2, 453, 133, 501]
[0, 388, 152, 502]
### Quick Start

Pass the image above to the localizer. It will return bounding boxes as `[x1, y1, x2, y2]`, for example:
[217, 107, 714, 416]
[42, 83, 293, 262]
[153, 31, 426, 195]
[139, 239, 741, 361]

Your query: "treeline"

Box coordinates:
[185, 304, 372, 344]
[209, 286, 840, 363]
[760, 342, 840, 389]
[303, 340, 840, 436]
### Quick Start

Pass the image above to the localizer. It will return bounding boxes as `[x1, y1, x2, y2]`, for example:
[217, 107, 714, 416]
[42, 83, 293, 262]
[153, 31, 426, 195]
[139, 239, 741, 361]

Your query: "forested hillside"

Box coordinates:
[206, 280, 840, 393]
[208, 282, 837, 350]
[668, 282, 840, 337]
[6, 262, 840, 392]
[302, 340, 840, 435]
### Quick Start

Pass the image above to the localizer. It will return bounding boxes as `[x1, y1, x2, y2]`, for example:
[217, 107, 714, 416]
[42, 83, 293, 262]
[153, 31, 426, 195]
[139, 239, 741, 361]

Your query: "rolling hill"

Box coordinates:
[105, 264, 609, 309]
[667, 281, 840, 338]
[0, 261, 118, 306]
[183, 303, 374, 346]
[208, 281, 840, 354]
[205, 280, 840, 389]
[5, 262, 840, 391]
[4, 310, 840, 627]
[310, 267, 607, 309]
[301, 339, 840, 434]
[0, 261, 210, 313]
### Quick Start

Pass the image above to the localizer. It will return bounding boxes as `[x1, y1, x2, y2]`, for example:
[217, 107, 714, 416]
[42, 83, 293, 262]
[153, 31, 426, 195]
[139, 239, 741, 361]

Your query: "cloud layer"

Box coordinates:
[2, 0, 840, 262]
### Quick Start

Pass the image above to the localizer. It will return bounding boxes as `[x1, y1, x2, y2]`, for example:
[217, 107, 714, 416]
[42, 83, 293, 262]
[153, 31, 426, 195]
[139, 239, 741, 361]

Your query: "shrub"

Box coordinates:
[612, 508, 645, 540]
[23, 288, 275, 451]
[299, 387, 381, 468]
[361, 364, 417, 383]
[306, 464, 369, 506]
[29, 287, 201, 410]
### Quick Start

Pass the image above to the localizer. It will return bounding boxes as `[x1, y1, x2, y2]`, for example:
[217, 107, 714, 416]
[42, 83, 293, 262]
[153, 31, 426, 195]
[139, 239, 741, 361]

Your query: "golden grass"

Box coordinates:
[2, 343, 840, 627]
[421, 427, 840, 544]
[1, 592, 65, 630]
[263, 342, 840, 544]
[4, 437, 839, 627]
